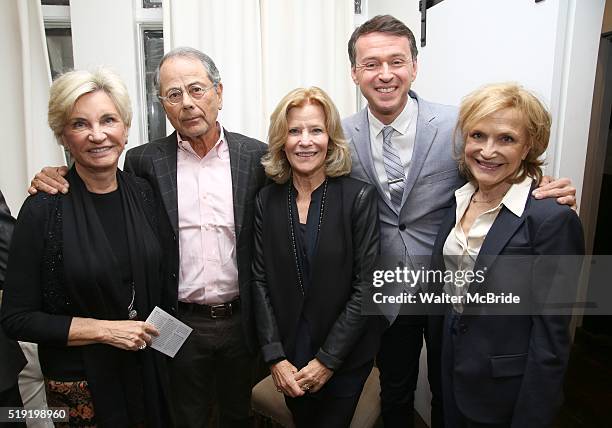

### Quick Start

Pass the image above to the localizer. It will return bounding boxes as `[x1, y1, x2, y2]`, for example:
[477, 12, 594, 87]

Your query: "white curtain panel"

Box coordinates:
[0, 0, 64, 213]
[260, 0, 355, 128]
[163, 0, 355, 142]
[163, 0, 265, 139]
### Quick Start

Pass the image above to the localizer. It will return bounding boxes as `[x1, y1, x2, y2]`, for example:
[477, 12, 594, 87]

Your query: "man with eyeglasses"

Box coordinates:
[29, 47, 267, 427]
[342, 15, 576, 428]
[126, 47, 267, 428]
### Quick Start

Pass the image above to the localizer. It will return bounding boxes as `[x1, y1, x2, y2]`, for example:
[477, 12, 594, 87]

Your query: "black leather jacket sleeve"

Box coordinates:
[251, 192, 286, 364]
[315, 184, 380, 370]
[0, 190, 15, 288]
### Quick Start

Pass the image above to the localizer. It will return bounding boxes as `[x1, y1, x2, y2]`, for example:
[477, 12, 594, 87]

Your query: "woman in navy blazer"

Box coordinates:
[430, 83, 584, 428]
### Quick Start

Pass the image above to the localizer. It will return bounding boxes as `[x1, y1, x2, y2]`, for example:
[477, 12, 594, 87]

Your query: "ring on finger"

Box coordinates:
[138, 343, 147, 350]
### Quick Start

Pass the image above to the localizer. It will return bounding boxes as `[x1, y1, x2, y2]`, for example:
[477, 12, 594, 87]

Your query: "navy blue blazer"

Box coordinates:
[430, 189, 584, 427]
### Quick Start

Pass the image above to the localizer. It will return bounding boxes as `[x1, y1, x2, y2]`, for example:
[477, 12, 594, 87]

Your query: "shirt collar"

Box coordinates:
[367, 96, 417, 137]
[176, 122, 226, 159]
[501, 176, 533, 217]
[454, 175, 533, 218]
[454, 181, 478, 220]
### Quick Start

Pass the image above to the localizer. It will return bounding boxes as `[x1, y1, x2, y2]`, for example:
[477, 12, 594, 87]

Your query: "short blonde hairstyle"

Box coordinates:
[48, 68, 132, 144]
[455, 83, 551, 185]
[262, 87, 351, 183]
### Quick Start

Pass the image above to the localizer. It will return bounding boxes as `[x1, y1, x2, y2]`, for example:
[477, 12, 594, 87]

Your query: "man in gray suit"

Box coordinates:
[29, 47, 267, 428]
[342, 15, 576, 428]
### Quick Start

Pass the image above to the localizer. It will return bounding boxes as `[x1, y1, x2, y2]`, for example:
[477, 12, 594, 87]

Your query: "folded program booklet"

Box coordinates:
[145, 306, 193, 358]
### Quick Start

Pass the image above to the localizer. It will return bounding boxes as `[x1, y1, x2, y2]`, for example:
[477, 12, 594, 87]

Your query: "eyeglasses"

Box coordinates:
[354, 58, 414, 73]
[158, 83, 217, 105]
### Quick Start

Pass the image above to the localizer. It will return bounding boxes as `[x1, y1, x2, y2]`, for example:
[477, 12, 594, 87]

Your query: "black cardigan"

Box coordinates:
[1, 171, 172, 427]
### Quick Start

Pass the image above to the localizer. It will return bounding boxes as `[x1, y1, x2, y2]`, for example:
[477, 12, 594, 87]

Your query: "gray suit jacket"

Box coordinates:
[343, 91, 464, 320]
[123, 130, 268, 352]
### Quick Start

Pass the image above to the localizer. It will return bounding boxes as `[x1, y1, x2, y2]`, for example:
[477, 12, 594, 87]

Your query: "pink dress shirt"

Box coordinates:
[176, 125, 239, 305]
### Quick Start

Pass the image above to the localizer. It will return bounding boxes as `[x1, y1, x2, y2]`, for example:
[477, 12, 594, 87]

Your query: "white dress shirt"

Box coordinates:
[443, 176, 533, 312]
[367, 96, 418, 199]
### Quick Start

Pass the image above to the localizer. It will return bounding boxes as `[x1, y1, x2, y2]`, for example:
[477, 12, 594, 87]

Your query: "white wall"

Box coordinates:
[368, 0, 412, 24]
[605, 135, 612, 173]
[418, 1, 560, 106]
[368, 0, 561, 106]
[553, 0, 606, 204]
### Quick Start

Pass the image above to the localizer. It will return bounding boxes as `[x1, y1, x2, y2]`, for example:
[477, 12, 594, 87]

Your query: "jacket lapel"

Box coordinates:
[226, 130, 248, 240]
[474, 206, 525, 273]
[351, 108, 396, 213]
[153, 132, 179, 233]
[433, 202, 457, 258]
[401, 92, 438, 208]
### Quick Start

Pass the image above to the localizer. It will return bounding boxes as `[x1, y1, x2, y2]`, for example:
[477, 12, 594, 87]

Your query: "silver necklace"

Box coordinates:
[128, 282, 137, 319]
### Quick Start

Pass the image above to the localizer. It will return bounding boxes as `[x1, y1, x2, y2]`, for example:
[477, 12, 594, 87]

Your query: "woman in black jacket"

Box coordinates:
[252, 87, 383, 427]
[1, 68, 172, 428]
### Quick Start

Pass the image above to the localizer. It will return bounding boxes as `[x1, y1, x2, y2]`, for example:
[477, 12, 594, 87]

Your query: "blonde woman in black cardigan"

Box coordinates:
[1, 68, 171, 428]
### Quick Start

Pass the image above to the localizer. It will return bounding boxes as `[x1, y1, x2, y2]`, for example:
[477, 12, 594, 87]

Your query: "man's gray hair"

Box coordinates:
[154, 47, 221, 94]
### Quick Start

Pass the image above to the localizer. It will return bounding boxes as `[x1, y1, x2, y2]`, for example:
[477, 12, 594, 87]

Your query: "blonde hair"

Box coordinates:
[48, 67, 132, 144]
[262, 87, 351, 183]
[455, 82, 551, 184]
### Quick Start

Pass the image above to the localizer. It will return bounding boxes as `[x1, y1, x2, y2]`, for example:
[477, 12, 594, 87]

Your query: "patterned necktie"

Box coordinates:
[382, 126, 405, 209]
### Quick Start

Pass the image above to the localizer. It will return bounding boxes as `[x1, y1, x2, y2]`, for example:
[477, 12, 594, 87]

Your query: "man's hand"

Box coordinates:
[533, 176, 576, 209]
[294, 358, 333, 394]
[28, 166, 69, 195]
[270, 359, 304, 397]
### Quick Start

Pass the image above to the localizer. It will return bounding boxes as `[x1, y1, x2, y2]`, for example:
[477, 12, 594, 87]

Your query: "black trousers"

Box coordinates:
[285, 362, 372, 428]
[0, 383, 26, 428]
[377, 315, 443, 428]
[168, 307, 255, 428]
[285, 388, 362, 428]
